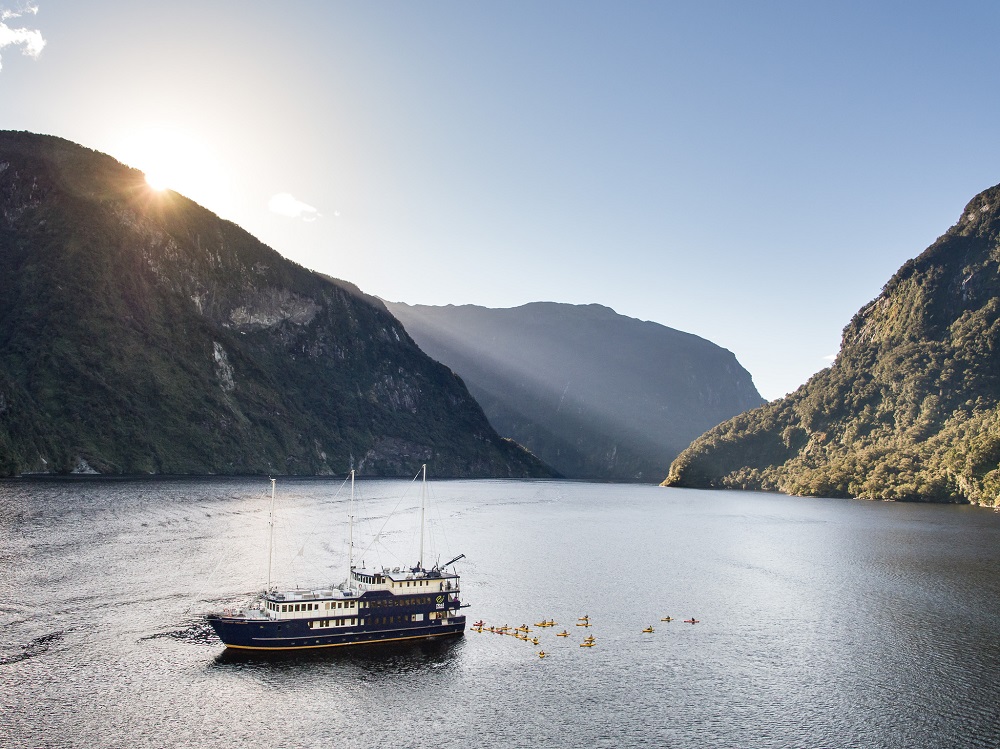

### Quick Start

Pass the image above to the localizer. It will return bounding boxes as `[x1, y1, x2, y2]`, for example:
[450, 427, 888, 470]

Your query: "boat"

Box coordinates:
[556, 630, 570, 637]
[684, 618, 700, 624]
[207, 466, 467, 651]
[642, 626, 654, 633]
[580, 641, 595, 648]
[660, 616, 673, 622]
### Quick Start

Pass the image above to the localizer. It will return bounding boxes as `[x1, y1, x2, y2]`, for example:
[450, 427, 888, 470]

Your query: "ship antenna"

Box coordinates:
[418, 463, 427, 571]
[267, 478, 276, 590]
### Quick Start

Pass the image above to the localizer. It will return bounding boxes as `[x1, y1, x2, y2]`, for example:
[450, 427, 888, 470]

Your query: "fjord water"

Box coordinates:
[2, 479, 1000, 749]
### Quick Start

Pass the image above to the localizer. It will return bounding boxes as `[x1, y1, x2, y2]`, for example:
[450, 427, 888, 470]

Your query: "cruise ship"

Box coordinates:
[207, 468, 466, 651]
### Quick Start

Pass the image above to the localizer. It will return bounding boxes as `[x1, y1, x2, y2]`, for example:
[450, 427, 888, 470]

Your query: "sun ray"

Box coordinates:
[112, 126, 232, 212]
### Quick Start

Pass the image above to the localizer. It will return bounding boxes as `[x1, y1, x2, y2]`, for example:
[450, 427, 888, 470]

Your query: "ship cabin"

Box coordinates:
[249, 564, 462, 631]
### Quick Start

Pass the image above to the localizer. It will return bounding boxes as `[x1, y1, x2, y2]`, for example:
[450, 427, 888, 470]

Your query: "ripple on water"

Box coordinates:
[2, 480, 1000, 749]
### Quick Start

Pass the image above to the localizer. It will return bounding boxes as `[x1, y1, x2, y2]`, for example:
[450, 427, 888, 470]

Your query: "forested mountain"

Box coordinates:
[384, 301, 764, 482]
[665, 182, 1000, 505]
[0, 131, 552, 478]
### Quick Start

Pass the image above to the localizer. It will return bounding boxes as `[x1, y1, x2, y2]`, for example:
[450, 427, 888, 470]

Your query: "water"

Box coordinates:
[2, 478, 1000, 748]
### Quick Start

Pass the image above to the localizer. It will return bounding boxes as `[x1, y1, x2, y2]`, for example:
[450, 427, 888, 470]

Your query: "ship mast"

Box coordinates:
[418, 463, 427, 570]
[348, 469, 355, 573]
[267, 478, 276, 589]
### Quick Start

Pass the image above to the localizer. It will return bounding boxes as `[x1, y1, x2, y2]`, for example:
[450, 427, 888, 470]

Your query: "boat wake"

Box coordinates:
[141, 618, 218, 646]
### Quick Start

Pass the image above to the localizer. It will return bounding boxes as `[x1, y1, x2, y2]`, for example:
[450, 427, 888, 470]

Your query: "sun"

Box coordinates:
[113, 126, 232, 213]
[144, 170, 170, 191]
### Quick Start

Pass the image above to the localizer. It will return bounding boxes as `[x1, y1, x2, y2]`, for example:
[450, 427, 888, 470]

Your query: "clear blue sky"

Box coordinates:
[3, 1, 1000, 400]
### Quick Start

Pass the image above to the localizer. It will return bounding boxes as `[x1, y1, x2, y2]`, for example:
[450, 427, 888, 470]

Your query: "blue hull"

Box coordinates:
[207, 614, 466, 651]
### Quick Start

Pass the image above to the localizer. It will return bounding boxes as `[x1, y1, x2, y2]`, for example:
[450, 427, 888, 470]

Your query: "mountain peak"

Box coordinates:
[665, 180, 1000, 505]
[0, 131, 552, 478]
[386, 300, 763, 482]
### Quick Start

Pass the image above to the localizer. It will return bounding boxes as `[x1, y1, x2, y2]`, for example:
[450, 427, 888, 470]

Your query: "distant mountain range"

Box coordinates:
[665, 181, 1000, 506]
[384, 301, 764, 482]
[0, 131, 552, 478]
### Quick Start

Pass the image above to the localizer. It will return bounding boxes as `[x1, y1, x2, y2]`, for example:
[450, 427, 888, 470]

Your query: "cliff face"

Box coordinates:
[664, 182, 1000, 505]
[0, 131, 552, 478]
[384, 301, 764, 482]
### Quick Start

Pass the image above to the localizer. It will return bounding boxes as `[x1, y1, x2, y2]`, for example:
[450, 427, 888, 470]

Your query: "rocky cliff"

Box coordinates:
[385, 301, 764, 482]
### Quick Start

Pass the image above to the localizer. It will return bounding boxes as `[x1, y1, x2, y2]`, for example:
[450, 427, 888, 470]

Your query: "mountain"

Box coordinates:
[0, 131, 553, 478]
[664, 182, 1000, 506]
[383, 301, 764, 482]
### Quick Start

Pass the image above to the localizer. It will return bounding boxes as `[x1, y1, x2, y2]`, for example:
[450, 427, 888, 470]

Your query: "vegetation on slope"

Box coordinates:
[0, 131, 552, 478]
[664, 183, 1000, 505]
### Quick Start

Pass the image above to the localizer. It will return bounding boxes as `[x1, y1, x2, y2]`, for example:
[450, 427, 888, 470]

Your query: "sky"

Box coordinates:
[3, 1, 1000, 400]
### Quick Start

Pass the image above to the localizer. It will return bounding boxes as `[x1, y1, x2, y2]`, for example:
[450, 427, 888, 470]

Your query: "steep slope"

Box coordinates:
[0, 131, 552, 478]
[664, 182, 1000, 505]
[384, 301, 764, 481]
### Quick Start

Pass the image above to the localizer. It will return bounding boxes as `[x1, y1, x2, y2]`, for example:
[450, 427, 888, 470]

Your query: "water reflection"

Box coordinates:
[210, 635, 464, 675]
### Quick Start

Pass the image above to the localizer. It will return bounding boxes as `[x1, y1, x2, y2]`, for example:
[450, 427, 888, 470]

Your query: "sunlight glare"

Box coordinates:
[115, 126, 232, 215]
[145, 171, 169, 191]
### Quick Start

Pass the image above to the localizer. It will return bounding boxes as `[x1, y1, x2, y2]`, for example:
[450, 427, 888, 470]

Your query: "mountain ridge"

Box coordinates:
[0, 131, 552, 478]
[664, 181, 1000, 505]
[385, 300, 764, 482]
